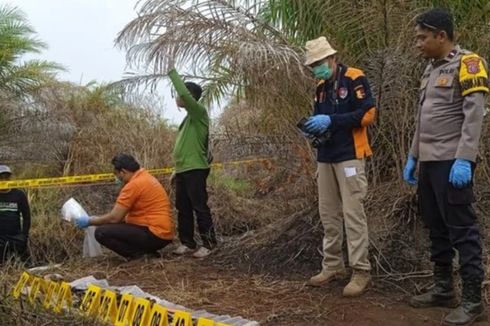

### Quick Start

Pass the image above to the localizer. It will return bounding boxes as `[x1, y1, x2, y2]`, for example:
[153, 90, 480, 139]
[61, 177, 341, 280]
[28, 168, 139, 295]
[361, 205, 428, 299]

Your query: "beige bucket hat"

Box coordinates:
[304, 36, 337, 66]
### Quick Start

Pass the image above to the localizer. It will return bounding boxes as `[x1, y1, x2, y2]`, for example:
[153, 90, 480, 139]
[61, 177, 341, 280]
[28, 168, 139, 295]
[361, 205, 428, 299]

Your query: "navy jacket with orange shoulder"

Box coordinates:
[313, 63, 376, 163]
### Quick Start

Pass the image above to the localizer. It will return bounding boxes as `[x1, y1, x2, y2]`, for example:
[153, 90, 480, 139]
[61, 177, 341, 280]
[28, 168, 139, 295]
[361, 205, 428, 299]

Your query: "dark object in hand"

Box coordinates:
[297, 117, 332, 148]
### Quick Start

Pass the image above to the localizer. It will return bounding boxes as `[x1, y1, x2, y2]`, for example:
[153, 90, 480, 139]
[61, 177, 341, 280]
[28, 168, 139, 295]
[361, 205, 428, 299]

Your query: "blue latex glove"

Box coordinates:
[75, 216, 91, 229]
[403, 155, 418, 186]
[449, 159, 472, 189]
[304, 115, 331, 135]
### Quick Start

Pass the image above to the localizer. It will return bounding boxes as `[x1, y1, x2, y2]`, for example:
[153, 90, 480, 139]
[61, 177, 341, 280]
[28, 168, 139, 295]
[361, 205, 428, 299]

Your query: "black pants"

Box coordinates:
[94, 224, 171, 259]
[418, 160, 483, 283]
[175, 168, 216, 249]
[0, 234, 28, 263]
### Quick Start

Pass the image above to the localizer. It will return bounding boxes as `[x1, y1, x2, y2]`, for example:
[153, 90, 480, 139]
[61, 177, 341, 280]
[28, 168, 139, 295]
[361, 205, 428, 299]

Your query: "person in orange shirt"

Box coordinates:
[75, 154, 174, 260]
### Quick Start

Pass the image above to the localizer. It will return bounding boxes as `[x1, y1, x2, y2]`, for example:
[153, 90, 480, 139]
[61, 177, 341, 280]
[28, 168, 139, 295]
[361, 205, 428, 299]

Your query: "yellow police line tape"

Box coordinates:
[0, 159, 271, 190]
[12, 271, 231, 326]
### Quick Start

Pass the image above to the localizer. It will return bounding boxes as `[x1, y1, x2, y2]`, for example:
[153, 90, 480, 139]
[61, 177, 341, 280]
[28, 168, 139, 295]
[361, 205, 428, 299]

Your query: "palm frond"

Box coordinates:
[116, 0, 309, 108]
[0, 5, 47, 63]
[110, 71, 167, 94]
[0, 60, 64, 95]
[0, 5, 61, 98]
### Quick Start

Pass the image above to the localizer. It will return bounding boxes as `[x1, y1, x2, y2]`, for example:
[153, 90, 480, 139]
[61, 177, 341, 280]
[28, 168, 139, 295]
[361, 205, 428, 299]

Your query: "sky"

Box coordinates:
[8, 0, 187, 124]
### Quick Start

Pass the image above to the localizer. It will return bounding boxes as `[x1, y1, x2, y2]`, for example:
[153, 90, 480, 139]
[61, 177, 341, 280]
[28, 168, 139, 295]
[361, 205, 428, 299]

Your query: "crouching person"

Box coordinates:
[75, 154, 174, 260]
[0, 165, 31, 263]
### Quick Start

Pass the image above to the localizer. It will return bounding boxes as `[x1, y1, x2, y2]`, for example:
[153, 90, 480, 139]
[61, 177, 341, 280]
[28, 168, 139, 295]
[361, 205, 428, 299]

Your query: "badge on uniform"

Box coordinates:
[463, 57, 481, 74]
[354, 85, 366, 99]
[437, 76, 449, 86]
[338, 87, 348, 99]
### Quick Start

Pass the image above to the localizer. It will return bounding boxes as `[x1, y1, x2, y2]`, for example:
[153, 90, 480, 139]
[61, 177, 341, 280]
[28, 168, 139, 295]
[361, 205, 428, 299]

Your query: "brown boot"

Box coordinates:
[343, 269, 371, 297]
[306, 268, 347, 287]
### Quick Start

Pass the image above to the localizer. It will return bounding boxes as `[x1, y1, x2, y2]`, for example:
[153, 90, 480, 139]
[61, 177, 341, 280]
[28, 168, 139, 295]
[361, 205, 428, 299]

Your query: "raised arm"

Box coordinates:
[168, 69, 207, 119]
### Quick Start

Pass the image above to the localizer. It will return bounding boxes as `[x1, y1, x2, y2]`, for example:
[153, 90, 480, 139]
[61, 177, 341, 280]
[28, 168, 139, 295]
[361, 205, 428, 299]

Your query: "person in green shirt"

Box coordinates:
[169, 68, 217, 258]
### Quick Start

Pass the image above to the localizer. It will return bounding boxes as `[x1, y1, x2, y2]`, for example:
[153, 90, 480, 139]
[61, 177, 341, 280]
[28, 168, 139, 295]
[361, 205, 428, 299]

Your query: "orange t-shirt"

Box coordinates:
[116, 169, 174, 240]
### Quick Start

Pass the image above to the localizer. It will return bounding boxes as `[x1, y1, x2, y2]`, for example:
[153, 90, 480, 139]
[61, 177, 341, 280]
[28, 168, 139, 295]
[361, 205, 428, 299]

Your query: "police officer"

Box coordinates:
[303, 36, 377, 297]
[404, 8, 488, 325]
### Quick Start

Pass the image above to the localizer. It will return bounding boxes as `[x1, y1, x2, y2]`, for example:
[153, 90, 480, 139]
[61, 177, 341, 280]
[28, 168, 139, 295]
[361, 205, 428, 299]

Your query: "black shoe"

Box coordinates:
[443, 280, 486, 326]
[410, 265, 458, 308]
[126, 251, 160, 261]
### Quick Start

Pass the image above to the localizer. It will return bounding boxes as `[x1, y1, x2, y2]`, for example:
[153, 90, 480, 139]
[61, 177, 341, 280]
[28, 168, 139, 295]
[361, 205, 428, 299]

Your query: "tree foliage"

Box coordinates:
[116, 0, 490, 184]
[0, 6, 175, 177]
[0, 5, 62, 97]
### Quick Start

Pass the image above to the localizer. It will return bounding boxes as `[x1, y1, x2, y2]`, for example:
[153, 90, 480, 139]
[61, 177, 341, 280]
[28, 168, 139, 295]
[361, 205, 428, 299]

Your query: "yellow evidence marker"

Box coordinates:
[197, 317, 215, 326]
[129, 297, 151, 326]
[97, 289, 118, 323]
[12, 272, 30, 299]
[171, 310, 192, 326]
[28, 276, 47, 304]
[115, 293, 135, 326]
[146, 303, 169, 326]
[79, 284, 102, 315]
[43, 280, 60, 309]
[54, 282, 73, 313]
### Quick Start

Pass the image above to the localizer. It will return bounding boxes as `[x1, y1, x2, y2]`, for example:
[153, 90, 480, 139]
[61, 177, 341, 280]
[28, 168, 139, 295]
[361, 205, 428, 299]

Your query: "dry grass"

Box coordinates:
[1, 83, 176, 178]
[1, 165, 490, 325]
[213, 180, 490, 298]
[0, 260, 102, 326]
[0, 255, 456, 326]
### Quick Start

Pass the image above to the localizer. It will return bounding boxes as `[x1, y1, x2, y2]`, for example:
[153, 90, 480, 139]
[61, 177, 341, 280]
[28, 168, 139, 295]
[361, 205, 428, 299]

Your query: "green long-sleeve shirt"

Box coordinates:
[169, 69, 210, 173]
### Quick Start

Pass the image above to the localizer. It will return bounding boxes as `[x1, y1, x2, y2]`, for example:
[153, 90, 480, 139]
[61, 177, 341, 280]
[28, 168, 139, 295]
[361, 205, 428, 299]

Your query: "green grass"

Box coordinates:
[208, 171, 253, 196]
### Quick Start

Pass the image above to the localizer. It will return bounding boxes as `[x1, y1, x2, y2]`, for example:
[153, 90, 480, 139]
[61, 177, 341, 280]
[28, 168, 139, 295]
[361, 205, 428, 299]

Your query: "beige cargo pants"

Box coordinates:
[317, 159, 371, 271]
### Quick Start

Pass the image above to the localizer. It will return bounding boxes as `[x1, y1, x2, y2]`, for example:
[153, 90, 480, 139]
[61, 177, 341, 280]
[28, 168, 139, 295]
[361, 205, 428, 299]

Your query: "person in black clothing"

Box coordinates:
[0, 165, 31, 263]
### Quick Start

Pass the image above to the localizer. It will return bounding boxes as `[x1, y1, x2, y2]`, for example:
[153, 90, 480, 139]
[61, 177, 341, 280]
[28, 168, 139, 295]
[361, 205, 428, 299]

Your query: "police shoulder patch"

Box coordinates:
[459, 53, 489, 96]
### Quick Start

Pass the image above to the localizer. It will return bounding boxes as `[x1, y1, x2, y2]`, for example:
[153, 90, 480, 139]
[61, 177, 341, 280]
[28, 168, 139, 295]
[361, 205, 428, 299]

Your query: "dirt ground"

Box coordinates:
[55, 252, 489, 326]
